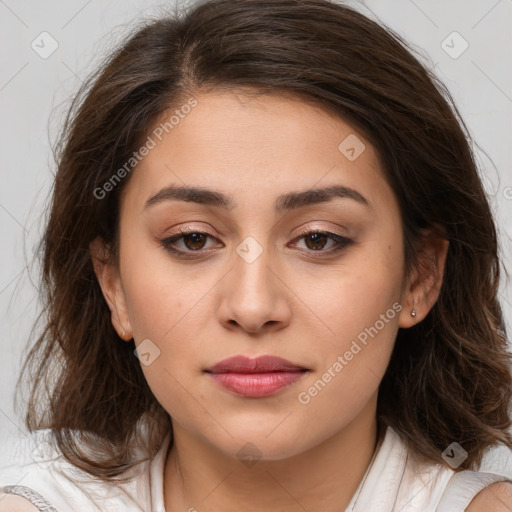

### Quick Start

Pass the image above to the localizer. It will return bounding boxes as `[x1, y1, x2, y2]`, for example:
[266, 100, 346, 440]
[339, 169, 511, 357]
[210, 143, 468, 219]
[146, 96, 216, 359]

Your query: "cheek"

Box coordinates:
[305, 242, 404, 346]
[121, 269, 205, 420]
[294, 299, 400, 438]
[120, 231, 197, 339]
[296, 238, 404, 403]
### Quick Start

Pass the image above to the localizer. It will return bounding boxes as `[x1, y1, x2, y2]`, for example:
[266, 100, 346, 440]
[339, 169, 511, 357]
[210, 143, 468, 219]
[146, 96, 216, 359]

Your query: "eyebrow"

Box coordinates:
[143, 184, 370, 213]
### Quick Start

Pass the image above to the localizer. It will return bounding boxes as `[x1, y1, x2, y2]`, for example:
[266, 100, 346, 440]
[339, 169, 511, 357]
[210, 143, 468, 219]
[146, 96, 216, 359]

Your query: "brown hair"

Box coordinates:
[20, 0, 512, 479]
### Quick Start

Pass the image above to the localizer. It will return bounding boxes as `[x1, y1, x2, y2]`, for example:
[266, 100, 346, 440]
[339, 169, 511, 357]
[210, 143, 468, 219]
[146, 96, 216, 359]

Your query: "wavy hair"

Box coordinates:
[20, 0, 512, 479]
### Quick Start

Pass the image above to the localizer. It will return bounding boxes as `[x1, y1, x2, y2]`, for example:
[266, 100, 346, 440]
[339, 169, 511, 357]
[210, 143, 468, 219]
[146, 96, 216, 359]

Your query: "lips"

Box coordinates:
[206, 355, 307, 374]
[205, 355, 309, 398]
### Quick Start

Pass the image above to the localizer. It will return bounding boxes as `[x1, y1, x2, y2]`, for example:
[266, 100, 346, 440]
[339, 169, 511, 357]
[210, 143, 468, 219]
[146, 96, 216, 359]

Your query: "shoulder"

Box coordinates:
[0, 493, 39, 511]
[465, 481, 512, 511]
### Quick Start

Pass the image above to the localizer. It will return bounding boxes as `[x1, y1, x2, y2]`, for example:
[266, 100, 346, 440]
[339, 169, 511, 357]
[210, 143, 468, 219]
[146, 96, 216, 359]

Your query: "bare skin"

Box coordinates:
[91, 88, 450, 511]
[466, 482, 512, 511]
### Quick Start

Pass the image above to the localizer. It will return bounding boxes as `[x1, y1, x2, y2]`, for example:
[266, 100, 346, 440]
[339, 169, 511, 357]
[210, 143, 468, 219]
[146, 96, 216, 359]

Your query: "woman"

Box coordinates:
[1, 0, 511, 510]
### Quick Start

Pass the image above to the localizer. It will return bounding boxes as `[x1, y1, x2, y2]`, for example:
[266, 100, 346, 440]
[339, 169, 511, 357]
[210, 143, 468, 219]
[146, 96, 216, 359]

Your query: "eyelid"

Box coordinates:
[169, 225, 216, 237]
[293, 224, 349, 239]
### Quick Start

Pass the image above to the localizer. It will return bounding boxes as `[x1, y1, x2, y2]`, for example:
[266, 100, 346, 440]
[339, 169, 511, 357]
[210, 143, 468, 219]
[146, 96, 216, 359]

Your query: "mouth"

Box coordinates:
[204, 355, 309, 398]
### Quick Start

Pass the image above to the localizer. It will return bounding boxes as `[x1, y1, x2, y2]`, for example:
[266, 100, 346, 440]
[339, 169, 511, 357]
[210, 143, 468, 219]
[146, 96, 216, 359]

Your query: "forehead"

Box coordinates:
[120, 89, 394, 218]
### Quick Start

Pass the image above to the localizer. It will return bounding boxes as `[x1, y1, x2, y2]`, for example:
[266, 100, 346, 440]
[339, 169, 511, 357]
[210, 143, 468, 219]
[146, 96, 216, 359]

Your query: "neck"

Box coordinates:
[164, 395, 381, 512]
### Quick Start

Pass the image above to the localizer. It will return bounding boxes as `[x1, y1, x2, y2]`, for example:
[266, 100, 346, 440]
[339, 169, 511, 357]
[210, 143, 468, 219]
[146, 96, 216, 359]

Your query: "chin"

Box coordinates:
[214, 425, 312, 462]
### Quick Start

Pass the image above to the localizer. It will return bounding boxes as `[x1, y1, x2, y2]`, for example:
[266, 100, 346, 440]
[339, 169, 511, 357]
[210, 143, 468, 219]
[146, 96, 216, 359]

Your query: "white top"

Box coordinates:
[1, 426, 511, 511]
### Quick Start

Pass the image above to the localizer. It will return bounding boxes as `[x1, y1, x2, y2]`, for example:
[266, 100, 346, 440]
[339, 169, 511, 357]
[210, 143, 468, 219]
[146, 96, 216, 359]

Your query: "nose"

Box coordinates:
[216, 244, 292, 335]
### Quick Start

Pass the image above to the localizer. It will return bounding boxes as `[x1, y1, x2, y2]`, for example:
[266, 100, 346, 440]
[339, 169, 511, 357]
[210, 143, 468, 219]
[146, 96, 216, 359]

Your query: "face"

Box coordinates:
[94, 89, 432, 461]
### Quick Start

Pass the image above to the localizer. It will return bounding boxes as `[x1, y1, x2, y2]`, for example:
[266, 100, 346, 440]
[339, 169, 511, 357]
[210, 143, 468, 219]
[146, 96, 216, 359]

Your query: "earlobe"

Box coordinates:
[398, 231, 449, 329]
[89, 236, 133, 341]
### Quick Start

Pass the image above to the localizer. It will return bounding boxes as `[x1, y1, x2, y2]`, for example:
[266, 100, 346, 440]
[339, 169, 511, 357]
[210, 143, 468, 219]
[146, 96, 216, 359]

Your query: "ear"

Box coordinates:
[398, 228, 449, 328]
[89, 236, 133, 341]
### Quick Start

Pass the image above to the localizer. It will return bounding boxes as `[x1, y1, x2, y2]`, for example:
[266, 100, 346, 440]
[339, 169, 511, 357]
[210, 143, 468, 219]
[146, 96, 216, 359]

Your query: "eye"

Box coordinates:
[290, 228, 354, 255]
[160, 228, 220, 256]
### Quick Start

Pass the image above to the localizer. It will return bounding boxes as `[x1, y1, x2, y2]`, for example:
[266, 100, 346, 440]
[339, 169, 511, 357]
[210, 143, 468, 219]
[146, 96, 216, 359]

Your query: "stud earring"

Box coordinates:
[411, 310, 416, 317]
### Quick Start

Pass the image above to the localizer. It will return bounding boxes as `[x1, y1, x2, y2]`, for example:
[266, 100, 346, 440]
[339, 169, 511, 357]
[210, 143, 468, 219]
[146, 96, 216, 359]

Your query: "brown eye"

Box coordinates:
[181, 232, 208, 250]
[292, 229, 354, 256]
[303, 232, 330, 251]
[160, 230, 220, 257]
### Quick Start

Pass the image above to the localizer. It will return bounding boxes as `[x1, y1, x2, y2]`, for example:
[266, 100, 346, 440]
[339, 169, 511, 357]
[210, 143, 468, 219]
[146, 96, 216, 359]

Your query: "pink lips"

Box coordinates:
[205, 355, 308, 398]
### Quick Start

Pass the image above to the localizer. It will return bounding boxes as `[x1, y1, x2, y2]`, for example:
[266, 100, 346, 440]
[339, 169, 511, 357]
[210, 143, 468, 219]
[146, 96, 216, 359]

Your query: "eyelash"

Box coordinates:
[159, 227, 354, 259]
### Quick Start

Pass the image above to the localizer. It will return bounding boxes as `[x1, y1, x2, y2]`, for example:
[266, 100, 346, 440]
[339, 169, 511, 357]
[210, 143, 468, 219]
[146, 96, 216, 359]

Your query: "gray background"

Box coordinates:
[1, 0, 511, 466]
